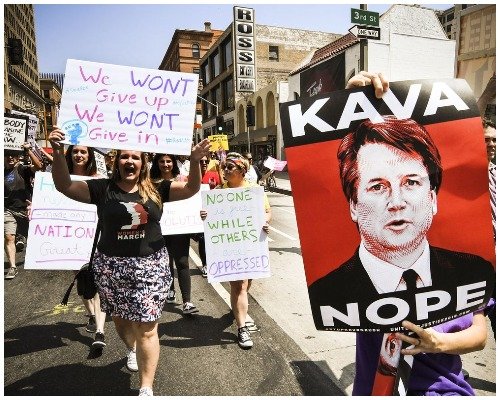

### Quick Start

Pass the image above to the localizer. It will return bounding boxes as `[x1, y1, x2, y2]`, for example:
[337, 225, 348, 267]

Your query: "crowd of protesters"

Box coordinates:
[4, 71, 495, 396]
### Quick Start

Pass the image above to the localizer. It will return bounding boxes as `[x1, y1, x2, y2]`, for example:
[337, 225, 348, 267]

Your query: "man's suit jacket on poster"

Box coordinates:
[308, 246, 495, 331]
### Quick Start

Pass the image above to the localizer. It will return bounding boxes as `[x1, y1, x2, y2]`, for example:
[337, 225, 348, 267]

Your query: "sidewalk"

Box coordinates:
[269, 171, 292, 195]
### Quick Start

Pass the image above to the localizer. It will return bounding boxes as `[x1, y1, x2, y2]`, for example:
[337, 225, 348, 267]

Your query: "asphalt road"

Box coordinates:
[4, 188, 496, 396]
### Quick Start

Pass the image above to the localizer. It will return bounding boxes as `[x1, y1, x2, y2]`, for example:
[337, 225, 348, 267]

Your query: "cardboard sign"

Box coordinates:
[263, 156, 287, 171]
[58, 59, 198, 155]
[4, 114, 28, 151]
[24, 172, 98, 270]
[208, 134, 229, 151]
[160, 184, 208, 235]
[202, 186, 270, 283]
[280, 79, 495, 332]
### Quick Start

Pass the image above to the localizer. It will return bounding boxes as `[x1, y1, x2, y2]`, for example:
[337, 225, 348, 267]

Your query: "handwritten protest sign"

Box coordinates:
[24, 172, 98, 270]
[208, 134, 229, 151]
[58, 59, 198, 155]
[160, 184, 208, 235]
[11, 110, 39, 144]
[94, 150, 108, 177]
[263, 156, 287, 171]
[202, 186, 270, 283]
[4, 114, 28, 151]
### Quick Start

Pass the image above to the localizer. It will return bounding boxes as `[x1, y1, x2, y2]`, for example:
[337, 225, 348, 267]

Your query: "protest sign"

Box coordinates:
[11, 110, 39, 144]
[4, 114, 28, 151]
[24, 172, 98, 270]
[202, 186, 270, 283]
[208, 134, 229, 151]
[280, 79, 495, 332]
[58, 59, 198, 154]
[94, 150, 108, 177]
[263, 156, 287, 171]
[160, 184, 208, 235]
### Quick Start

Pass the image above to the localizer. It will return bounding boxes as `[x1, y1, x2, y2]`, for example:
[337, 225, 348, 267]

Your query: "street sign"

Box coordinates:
[349, 25, 381, 40]
[351, 8, 379, 27]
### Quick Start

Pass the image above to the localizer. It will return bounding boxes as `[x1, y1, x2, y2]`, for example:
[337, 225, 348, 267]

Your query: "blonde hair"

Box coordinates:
[112, 150, 163, 209]
[226, 152, 249, 173]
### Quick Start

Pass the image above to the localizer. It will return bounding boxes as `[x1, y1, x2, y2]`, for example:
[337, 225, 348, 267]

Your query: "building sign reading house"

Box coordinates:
[233, 6, 256, 93]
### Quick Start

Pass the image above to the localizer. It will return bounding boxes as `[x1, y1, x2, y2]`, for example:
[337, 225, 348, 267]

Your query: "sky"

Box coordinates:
[34, 2, 453, 74]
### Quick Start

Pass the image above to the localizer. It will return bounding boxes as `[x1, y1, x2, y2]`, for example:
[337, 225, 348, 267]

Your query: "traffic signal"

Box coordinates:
[216, 115, 224, 133]
[8, 38, 23, 65]
[246, 105, 255, 127]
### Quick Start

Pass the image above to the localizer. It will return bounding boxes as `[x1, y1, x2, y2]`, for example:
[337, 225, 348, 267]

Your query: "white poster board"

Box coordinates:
[11, 110, 39, 144]
[94, 150, 108, 177]
[58, 59, 198, 155]
[201, 186, 270, 282]
[160, 184, 208, 235]
[4, 114, 28, 151]
[264, 156, 287, 171]
[24, 172, 98, 270]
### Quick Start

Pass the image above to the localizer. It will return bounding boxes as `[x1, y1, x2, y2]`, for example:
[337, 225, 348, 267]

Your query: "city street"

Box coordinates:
[4, 182, 496, 396]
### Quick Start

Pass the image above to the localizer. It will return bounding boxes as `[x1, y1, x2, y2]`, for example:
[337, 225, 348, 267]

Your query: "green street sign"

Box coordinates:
[351, 8, 379, 27]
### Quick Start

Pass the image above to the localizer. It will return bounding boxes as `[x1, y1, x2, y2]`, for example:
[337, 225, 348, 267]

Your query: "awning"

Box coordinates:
[229, 125, 277, 145]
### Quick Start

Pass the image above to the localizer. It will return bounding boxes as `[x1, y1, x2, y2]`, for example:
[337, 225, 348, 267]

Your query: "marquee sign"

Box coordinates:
[233, 6, 256, 93]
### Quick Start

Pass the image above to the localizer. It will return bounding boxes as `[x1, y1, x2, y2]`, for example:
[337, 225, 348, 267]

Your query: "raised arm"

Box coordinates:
[22, 142, 43, 172]
[48, 128, 91, 203]
[346, 71, 389, 99]
[169, 138, 210, 201]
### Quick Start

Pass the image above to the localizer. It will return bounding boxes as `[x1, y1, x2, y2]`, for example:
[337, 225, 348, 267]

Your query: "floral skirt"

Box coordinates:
[93, 247, 172, 322]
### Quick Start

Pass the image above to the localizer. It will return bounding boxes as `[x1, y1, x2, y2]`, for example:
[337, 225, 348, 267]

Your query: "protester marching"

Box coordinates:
[5, 5, 496, 394]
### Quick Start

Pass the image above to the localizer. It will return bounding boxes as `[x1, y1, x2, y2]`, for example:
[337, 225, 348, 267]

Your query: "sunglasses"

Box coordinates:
[200, 160, 208, 165]
[223, 164, 239, 171]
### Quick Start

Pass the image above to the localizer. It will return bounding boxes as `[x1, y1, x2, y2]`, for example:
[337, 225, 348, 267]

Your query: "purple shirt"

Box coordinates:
[353, 299, 494, 396]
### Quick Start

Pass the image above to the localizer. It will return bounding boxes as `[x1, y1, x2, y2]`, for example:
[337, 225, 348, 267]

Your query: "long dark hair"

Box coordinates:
[150, 153, 180, 181]
[65, 145, 97, 176]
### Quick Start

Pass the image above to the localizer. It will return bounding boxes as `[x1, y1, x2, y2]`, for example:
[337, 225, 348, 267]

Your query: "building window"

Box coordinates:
[223, 39, 233, 69]
[192, 43, 200, 59]
[211, 50, 220, 78]
[202, 61, 210, 85]
[446, 13, 454, 22]
[269, 45, 279, 61]
[213, 85, 221, 114]
[224, 78, 234, 109]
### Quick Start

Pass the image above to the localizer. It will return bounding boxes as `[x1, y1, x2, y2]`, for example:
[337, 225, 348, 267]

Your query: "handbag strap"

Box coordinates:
[88, 221, 101, 269]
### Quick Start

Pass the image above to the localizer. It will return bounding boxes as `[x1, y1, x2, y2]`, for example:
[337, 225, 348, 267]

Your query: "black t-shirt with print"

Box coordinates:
[4, 164, 34, 212]
[86, 178, 171, 257]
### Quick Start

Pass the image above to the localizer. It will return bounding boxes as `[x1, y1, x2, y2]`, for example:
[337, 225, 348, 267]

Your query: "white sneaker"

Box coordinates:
[138, 387, 153, 396]
[126, 348, 138, 372]
[182, 302, 199, 315]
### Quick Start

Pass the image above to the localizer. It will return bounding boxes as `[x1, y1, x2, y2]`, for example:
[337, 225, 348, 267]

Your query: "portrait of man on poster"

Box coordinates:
[308, 115, 495, 330]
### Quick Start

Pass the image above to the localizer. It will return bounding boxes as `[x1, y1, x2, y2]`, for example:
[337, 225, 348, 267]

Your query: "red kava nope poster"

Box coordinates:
[280, 79, 495, 333]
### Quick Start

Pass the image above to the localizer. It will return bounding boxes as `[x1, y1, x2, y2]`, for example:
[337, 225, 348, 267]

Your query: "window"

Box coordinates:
[223, 39, 233, 69]
[224, 78, 234, 109]
[446, 13, 454, 22]
[192, 43, 200, 59]
[269, 45, 279, 61]
[211, 50, 220, 78]
[214, 85, 221, 114]
[202, 61, 210, 85]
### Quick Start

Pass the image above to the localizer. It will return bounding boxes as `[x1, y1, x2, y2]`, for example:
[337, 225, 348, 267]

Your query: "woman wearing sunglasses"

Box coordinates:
[201, 152, 271, 349]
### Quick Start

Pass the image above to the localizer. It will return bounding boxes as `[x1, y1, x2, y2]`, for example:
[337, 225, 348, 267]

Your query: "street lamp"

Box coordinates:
[197, 95, 219, 141]
[197, 95, 218, 116]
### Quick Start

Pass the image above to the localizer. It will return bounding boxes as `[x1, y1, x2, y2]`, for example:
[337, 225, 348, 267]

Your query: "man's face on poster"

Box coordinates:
[349, 143, 437, 256]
